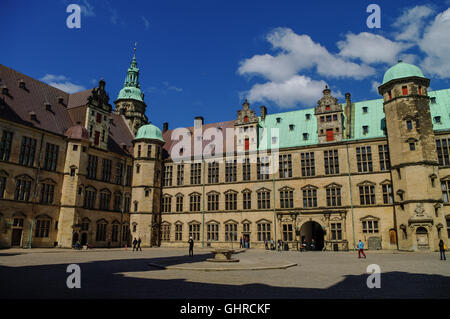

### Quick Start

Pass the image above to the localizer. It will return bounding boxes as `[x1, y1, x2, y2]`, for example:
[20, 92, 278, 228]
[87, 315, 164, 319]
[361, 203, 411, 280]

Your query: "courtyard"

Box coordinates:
[0, 247, 449, 299]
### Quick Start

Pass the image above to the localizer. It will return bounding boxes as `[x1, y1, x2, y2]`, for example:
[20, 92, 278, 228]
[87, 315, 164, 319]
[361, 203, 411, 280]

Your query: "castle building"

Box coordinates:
[0, 57, 449, 251]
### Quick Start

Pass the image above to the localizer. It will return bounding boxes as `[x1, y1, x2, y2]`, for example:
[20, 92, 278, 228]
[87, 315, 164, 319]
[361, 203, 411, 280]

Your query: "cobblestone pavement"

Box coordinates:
[0, 247, 449, 298]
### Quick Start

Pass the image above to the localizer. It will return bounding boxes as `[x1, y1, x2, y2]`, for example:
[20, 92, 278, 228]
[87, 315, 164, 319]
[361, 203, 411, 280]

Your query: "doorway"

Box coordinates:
[299, 221, 325, 251]
[11, 229, 22, 246]
[81, 233, 88, 245]
[416, 227, 429, 249]
[242, 233, 250, 248]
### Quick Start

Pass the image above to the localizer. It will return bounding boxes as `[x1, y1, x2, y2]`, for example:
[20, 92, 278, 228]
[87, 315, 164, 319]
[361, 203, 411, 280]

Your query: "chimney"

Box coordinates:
[260, 106, 267, 121]
[344, 92, 352, 139]
[194, 116, 204, 128]
[345, 93, 351, 106]
[163, 122, 169, 132]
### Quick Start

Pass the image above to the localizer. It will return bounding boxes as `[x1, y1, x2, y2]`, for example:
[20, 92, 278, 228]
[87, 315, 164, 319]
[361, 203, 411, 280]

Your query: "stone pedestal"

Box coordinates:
[206, 249, 239, 262]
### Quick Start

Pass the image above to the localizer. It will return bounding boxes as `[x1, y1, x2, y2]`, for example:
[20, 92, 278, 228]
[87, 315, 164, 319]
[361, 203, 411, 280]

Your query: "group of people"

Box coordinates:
[239, 236, 250, 248]
[132, 237, 142, 251]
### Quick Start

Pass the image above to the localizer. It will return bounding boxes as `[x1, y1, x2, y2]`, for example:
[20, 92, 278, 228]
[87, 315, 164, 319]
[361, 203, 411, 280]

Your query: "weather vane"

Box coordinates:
[134, 41, 137, 53]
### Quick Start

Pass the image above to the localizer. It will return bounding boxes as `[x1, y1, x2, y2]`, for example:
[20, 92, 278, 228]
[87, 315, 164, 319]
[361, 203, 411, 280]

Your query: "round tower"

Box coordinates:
[130, 123, 165, 247]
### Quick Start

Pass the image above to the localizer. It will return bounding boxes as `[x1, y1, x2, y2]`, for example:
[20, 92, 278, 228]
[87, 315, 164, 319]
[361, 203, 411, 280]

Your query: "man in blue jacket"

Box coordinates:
[358, 240, 367, 258]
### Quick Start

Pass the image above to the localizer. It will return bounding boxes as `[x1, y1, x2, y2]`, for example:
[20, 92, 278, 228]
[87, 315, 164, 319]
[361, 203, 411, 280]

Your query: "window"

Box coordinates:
[176, 164, 184, 186]
[225, 160, 237, 182]
[126, 165, 133, 186]
[0, 130, 13, 161]
[43, 143, 59, 171]
[324, 150, 339, 175]
[87, 155, 98, 179]
[326, 185, 342, 207]
[207, 223, 219, 241]
[257, 189, 271, 209]
[331, 223, 342, 240]
[362, 220, 379, 233]
[163, 165, 173, 186]
[161, 224, 171, 241]
[225, 191, 237, 210]
[137, 145, 141, 157]
[303, 187, 317, 208]
[243, 190, 251, 210]
[96, 113, 102, 123]
[436, 138, 450, 166]
[243, 158, 251, 181]
[409, 142, 415, 151]
[359, 184, 376, 205]
[207, 192, 219, 211]
[124, 194, 131, 213]
[96, 222, 107, 241]
[99, 190, 111, 210]
[189, 223, 200, 241]
[101, 159, 112, 182]
[162, 195, 172, 213]
[136, 164, 140, 174]
[362, 126, 369, 135]
[40, 182, 55, 204]
[280, 188, 293, 209]
[301, 152, 315, 176]
[14, 177, 32, 201]
[388, 91, 392, 100]
[111, 223, 119, 242]
[113, 193, 122, 212]
[176, 195, 183, 212]
[356, 146, 373, 172]
[81, 219, 89, 231]
[303, 133, 309, 140]
[378, 145, 390, 171]
[257, 156, 270, 180]
[190, 193, 201, 212]
[326, 115, 332, 122]
[147, 144, 152, 157]
[175, 224, 183, 241]
[430, 97, 436, 104]
[19, 137, 36, 166]
[84, 188, 97, 209]
[279, 154, 292, 178]
[406, 120, 413, 130]
[225, 223, 237, 242]
[362, 106, 368, 113]
[434, 116, 442, 124]
[402, 86, 408, 95]
[305, 114, 311, 120]
[257, 222, 271, 241]
[122, 224, 130, 243]
[134, 201, 138, 212]
[0, 175, 6, 198]
[244, 138, 249, 151]
[442, 180, 450, 203]
[243, 222, 250, 233]
[289, 124, 294, 131]
[35, 219, 50, 238]
[115, 162, 124, 185]
[190, 163, 202, 185]
[155, 146, 160, 159]
[282, 224, 293, 241]
[419, 86, 422, 95]
[382, 184, 393, 204]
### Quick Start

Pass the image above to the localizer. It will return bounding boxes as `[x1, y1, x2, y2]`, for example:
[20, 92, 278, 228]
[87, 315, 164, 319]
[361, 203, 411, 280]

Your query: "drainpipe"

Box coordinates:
[28, 132, 45, 249]
[345, 144, 356, 251]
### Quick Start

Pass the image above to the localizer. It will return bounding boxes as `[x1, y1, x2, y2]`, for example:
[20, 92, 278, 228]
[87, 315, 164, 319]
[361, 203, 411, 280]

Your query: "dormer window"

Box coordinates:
[362, 106, 368, 113]
[303, 133, 308, 140]
[305, 114, 311, 120]
[18, 80, 25, 89]
[406, 120, 413, 130]
[244, 116, 249, 122]
[430, 97, 436, 104]
[434, 116, 441, 124]
[30, 112, 37, 121]
[45, 103, 52, 112]
[289, 124, 294, 131]
[2, 87, 8, 95]
[58, 97, 64, 104]
[276, 117, 281, 124]
[362, 126, 369, 135]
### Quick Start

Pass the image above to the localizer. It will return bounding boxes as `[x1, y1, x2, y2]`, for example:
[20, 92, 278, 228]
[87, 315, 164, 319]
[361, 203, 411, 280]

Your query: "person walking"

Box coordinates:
[137, 237, 142, 251]
[188, 236, 194, 257]
[240, 236, 243, 248]
[132, 238, 137, 251]
[358, 240, 366, 258]
[439, 239, 447, 261]
[310, 238, 315, 251]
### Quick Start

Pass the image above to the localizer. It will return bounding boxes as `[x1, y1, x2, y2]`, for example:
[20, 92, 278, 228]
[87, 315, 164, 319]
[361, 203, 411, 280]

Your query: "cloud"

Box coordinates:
[419, 8, 450, 78]
[40, 74, 86, 93]
[238, 27, 375, 82]
[80, 0, 95, 17]
[371, 81, 381, 94]
[142, 16, 150, 30]
[246, 75, 330, 108]
[337, 32, 412, 64]
[393, 5, 435, 42]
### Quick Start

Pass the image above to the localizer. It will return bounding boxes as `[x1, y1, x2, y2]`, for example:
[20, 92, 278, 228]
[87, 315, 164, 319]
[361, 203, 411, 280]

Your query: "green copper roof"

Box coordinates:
[257, 88, 450, 151]
[134, 123, 164, 142]
[117, 52, 145, 102]
[382, 60, 425, 85]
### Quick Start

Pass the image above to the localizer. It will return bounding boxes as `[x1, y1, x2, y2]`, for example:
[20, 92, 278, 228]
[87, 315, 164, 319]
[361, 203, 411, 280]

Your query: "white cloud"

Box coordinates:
[371, 81, 381, 94]
[40, 74, 85, 93]
[246, 75, 330, 108]
[419, 8, 450, 78]
[238, 27, 375, 82]
[393, 5, 435, 42]
[142, 16, 150, 30]
[80, 0, 95, 17]
[337, 32, 412, 64]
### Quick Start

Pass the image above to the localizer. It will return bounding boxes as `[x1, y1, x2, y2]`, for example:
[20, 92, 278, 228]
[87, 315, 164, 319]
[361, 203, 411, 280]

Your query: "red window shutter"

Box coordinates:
[94, 131, 100, 145]
[402, 86, 408, 95]
[326, 129, 334, 141]
[325, 105, 331, 111]
[96, 113, 102, 123]
[244, 138, 249, 151]
[244, 116, 249, 123]
[419, 86, 422, 95]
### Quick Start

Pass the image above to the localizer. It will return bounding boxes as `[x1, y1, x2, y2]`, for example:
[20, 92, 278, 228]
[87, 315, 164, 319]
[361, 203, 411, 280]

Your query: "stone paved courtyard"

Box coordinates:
[0, 247, 449, 299]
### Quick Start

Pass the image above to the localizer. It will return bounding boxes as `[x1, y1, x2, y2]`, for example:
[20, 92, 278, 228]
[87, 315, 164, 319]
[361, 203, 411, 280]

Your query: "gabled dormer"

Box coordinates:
[235, 99, 258, 153]
[315, 85, 343, 143]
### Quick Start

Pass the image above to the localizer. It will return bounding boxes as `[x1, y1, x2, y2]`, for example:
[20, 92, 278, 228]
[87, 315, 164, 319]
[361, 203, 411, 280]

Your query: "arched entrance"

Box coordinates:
[81, 233, 88, 245]
[299, 221, 325, 251]
[416, 227, 429, 249]
[72, 232, 79, 245]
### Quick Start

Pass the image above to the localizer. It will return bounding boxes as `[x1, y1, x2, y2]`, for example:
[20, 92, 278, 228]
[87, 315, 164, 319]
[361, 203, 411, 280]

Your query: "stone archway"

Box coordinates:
[299, 221, 325, 251]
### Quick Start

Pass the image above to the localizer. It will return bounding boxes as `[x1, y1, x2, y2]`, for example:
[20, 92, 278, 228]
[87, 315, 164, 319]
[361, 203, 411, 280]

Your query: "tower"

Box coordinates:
[115, 46, 148, 135]
[315, 86, 343, 143]
[130, 123, 165, 247]
[378, 60, 446, 251]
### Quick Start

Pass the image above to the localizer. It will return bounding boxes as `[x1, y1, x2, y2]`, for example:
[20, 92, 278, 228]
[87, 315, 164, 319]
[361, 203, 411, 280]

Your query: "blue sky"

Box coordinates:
[2, 0, 450, 129]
